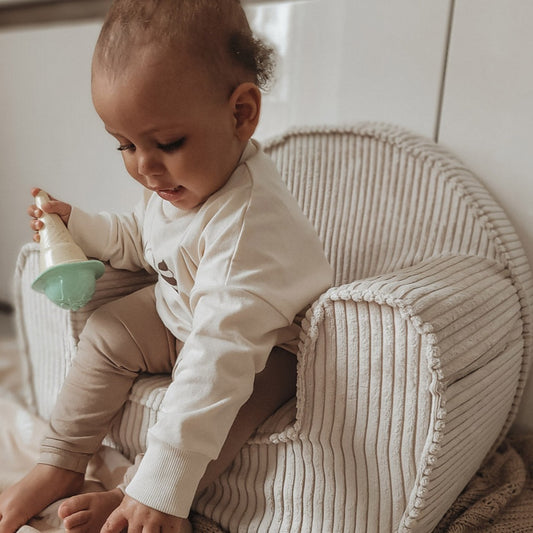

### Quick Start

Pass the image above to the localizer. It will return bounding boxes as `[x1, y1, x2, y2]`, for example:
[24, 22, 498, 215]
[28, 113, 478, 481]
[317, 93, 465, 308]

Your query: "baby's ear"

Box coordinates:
[230, 82, 261, 141]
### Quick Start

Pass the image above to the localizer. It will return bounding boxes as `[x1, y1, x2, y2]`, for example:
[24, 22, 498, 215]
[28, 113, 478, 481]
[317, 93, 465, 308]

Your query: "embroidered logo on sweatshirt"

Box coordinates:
[157, 260, 178, 289]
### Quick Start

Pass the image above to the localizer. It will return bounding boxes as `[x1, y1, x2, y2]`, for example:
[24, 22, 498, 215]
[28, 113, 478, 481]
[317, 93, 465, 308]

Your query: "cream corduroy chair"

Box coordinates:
[14, 123, 532, 532]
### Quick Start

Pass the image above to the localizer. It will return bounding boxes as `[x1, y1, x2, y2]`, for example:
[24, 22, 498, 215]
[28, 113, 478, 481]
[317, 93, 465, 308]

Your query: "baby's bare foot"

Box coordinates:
[0, 463, 83, 533]
[58, 488, 123, 533]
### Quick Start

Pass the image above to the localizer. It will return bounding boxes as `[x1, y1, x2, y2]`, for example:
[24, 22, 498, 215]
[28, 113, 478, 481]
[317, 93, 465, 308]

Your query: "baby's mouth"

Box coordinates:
[156, 186, 185, 201]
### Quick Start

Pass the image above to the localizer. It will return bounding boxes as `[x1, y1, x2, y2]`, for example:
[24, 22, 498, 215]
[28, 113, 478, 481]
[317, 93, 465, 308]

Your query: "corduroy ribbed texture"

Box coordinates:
[14, 123, 533, 532]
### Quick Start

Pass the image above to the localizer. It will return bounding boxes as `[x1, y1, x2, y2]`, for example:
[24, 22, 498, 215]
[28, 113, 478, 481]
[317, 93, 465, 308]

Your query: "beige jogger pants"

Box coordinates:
[39, 285, 180, 473]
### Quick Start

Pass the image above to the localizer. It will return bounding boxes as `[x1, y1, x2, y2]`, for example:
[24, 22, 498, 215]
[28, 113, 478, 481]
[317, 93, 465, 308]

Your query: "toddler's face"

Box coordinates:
[92, 49, 245, 210]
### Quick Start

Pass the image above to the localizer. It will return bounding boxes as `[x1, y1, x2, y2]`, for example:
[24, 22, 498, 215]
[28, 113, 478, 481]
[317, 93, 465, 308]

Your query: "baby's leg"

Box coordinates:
[41, 285, 177, 472]
[1, 286, 176, 533]
[0, 464, 83, 533]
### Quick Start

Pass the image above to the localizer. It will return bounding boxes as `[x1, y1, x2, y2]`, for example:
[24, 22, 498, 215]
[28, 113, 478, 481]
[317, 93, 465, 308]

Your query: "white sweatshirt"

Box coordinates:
[68, 140, 333, 517]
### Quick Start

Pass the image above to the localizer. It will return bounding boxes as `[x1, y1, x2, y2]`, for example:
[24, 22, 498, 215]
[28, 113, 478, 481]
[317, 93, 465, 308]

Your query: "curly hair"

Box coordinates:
[93, 0, 275, 92]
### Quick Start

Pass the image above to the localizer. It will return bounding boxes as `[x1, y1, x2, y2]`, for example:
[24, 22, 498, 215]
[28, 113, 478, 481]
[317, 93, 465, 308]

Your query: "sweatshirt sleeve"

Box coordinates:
[126, 284, 288, 517]
[67, 196, 153, 272]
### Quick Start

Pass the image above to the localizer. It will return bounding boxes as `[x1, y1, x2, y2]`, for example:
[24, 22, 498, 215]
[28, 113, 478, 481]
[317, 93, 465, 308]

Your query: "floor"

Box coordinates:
[0, 309, 15, 339]
[0, 309, 17, 357]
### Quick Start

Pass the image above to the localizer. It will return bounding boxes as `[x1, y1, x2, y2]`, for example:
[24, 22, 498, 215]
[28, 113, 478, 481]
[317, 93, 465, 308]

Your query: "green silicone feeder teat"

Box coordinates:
[31, 191, 105, 311]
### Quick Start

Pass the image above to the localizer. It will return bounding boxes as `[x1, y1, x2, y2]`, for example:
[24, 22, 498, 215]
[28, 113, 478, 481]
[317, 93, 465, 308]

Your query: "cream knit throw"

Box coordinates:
[190, 514, 226, 533]
[435, 435, 533, 532]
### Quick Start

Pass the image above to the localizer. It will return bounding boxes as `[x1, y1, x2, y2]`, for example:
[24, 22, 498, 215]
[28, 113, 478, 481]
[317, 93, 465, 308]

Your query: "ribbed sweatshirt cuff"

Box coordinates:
[125, 439, 211, 518]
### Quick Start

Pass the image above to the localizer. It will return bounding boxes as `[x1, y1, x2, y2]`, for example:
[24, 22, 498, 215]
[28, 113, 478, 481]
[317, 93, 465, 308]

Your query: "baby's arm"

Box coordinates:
[67, 194, 152, 272]
[28, 186, 152, 272]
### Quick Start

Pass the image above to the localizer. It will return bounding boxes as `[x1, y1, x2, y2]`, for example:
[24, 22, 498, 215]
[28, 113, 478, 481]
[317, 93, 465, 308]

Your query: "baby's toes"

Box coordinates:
[58, 494, 90, 520]
[62, 509, 91, 532]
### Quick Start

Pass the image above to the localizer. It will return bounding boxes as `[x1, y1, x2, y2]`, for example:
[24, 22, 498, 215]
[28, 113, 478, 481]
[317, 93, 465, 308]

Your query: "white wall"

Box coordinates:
[1, 0, 532, 431]
[0, 22, 142, 306]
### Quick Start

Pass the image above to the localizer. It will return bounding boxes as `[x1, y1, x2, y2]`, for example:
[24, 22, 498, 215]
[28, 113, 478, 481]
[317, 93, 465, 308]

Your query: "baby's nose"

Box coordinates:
[137, 150, 165, 178]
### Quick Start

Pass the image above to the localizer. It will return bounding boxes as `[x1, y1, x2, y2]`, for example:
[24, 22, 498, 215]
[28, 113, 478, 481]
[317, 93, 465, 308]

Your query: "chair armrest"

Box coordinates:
[291, 254, 523, 530]
[14, 243, 156, 418]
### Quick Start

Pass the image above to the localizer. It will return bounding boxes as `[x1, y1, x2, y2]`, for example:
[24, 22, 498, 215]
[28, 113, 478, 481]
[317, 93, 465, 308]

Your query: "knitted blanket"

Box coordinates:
[435, 435, 533, 532]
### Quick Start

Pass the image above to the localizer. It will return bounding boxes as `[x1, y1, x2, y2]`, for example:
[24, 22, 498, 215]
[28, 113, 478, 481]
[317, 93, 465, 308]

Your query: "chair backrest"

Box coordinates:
[264, 123, 531, 290]
[264, 122, 532, 388]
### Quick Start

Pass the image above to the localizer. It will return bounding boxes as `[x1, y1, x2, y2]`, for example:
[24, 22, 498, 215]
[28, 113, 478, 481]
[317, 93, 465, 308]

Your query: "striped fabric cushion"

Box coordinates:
[14, 123, 532, 532]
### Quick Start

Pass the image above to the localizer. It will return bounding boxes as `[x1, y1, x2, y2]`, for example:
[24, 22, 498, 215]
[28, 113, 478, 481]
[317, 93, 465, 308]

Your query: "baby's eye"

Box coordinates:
[117, 143, 135, 152]
[158, 138, 186, 153]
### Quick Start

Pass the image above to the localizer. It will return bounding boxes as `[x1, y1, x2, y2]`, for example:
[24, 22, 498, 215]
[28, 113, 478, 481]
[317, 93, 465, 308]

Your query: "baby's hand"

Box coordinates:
[28, 187, 72, 242]
[101, 494, 192, 533]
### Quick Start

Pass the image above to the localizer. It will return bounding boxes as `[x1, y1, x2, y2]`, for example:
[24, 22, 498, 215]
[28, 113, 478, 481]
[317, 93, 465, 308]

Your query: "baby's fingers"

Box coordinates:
[100, 508, 128, 533]
[29, 188, 72, 225]
[28, 208, 43, 242]
[27, 204, 42, 219]
[43, 199, 72, 219]
[31, 187, 63, 214]
[30, 218, 43, 231]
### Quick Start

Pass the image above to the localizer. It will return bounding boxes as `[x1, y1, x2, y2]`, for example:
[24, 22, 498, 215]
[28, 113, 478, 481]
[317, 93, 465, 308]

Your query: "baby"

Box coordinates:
[0, 1, 332, 532]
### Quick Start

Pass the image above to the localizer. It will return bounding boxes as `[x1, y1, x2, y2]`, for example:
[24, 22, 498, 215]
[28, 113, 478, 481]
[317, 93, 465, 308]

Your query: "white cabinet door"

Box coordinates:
[439, 0, 533, 432]
[247, 0, 452, 141]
